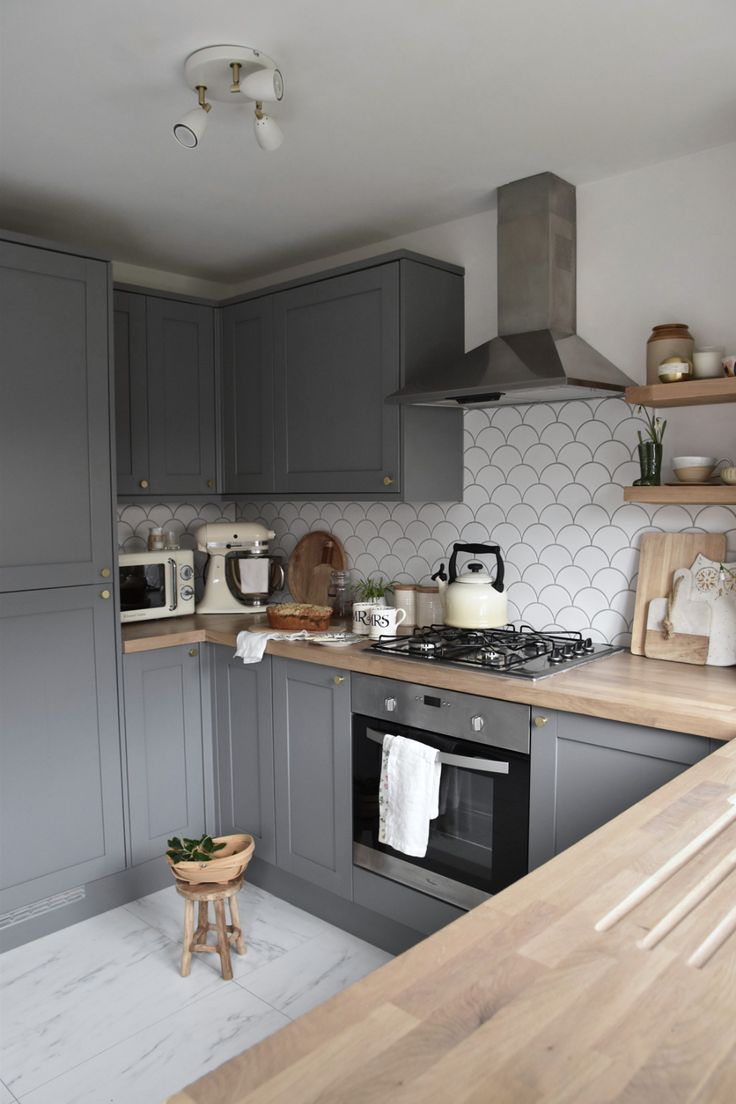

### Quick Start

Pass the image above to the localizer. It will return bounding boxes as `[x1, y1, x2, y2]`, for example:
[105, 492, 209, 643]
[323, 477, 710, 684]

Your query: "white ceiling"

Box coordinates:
[1, 0, 735, 283]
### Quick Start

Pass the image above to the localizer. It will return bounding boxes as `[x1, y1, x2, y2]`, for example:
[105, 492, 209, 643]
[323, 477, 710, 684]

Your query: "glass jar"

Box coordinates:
[148, 526, 166, 551]
[328, 570, 353, 620]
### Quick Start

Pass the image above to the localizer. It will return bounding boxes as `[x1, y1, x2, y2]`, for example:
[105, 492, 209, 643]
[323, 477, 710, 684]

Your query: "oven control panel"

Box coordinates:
[352, 673, 530, 755]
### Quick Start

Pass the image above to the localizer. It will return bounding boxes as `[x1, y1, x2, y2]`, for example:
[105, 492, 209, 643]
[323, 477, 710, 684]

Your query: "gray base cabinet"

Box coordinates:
[272, 658, 352, 898]
[528, 709, 715, 868]
[0, 587, 126, 914]
[212, 647, 276, 862]
[123, 645, 205, 865]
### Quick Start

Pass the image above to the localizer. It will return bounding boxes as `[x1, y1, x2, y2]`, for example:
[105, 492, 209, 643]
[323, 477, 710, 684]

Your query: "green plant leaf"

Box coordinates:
[202, 836, 215, 852]
[193, 850, 212, 862]
[212, 841, 227, 851]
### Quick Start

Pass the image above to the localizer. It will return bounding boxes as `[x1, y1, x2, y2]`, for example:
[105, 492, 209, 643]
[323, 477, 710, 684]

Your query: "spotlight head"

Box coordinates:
[240, 67, 284, 103]
[253, 108, 283, 151]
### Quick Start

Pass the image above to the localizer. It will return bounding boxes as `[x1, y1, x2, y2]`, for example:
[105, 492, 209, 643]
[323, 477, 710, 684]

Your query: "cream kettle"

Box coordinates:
[437, 543, 508, 629]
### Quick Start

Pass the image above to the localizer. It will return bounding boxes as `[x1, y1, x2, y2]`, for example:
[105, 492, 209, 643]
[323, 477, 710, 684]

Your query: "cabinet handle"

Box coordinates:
[383, 475, 395, 487]
[99, 589, 111, 600]
[100, 567, 111, 578]
[207, 479, 215, 489]
[188, 648, 199, 657]
[533, 715, 548, 727]
[333, 675, 346, 685]
[139, 479, 149, 489]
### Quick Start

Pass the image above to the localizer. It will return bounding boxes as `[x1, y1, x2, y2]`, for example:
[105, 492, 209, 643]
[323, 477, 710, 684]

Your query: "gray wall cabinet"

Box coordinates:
[212, 647, 276, 862]
[272, 658, 353, 898]
[221, 298, 276, 495]
[113, 291, 217, 496]
[114, 290, 149, 495]
[123, 645, 205, 866]
[0, 586, 126, 913]
[528, 709, 715, 869]
[0, 240, 113, 590]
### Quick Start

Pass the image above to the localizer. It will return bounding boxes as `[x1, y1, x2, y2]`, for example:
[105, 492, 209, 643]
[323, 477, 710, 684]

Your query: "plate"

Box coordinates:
[310, 632, 362, 648]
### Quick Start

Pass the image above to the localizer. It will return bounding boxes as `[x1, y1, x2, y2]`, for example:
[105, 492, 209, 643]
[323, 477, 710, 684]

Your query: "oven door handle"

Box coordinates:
[366, 731, 510, 775]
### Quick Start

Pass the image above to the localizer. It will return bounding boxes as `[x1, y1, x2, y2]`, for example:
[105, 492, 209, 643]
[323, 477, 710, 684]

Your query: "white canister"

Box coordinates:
[368, 607, 407, 640]
[392, 584, 416, 627]
[352, 602, 378, 636]
[415, 585, 444, 628]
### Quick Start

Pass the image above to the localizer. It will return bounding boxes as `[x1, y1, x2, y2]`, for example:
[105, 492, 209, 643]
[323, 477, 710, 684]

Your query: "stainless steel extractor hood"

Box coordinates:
[391, 172, 634, 406]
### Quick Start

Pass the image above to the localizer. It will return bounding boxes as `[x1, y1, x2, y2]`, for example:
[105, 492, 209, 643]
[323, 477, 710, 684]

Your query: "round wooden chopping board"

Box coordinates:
[288, 531, 346, 605]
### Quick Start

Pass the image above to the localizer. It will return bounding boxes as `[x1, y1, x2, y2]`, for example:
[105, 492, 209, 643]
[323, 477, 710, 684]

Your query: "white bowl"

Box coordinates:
[672, 456, 716, 469]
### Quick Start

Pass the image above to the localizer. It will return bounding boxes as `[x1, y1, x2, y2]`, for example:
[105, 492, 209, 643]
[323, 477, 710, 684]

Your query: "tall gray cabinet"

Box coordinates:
[0, 234, 125, 915]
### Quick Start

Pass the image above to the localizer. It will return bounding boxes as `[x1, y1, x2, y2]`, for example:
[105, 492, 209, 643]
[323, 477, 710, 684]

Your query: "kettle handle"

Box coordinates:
[448, 543, 505, 593]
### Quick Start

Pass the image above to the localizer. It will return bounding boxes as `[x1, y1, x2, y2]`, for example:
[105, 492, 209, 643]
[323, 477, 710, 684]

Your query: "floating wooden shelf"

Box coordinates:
[625, 377, 736, 409]
[624, 485, 736, 505]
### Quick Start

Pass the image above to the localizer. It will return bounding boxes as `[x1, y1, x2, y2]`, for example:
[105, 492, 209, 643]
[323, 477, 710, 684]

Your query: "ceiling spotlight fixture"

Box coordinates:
[254, 102, 284, 151]
[174, 44, 285, 152]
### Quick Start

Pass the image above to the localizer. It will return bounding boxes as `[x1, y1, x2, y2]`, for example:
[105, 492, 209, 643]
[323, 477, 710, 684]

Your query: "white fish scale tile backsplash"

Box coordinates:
[117, 397, 736, 645]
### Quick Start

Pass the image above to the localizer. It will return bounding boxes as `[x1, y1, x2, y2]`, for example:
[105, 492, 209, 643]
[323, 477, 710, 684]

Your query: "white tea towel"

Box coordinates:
[378, 734, 441, 857]
[238, 558, 270, 595]
[234, 629, 310, 663]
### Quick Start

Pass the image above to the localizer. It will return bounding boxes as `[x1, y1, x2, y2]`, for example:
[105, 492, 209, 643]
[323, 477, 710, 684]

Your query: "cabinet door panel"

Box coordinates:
[124, 646, 204, 866]
[113, 291, 149, 494]
[221, 298, 275, 494]
[147, 298, 216, 495]
[273, 266, 400, 495]
[0, 242, 112, 589]
[213, 649, 275, 861]
[0, 587, 125, 912]
[273, 659, 352, 897]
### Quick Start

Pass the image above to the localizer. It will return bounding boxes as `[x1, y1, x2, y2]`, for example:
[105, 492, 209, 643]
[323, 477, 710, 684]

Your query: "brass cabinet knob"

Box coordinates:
[99, 589, 111, 600]
[533, 715, 548, 728]
[139, 479, 149, 489]
[207, 479, 215, 489]
[100, 567, 111, 578]
[333, 675, 346, 685]
[188, 648, 199, 657]
[383, 475, 395, 486]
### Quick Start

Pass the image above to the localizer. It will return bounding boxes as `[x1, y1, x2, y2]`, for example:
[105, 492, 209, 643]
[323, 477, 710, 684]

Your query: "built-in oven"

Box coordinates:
[351, 673, 530, 911]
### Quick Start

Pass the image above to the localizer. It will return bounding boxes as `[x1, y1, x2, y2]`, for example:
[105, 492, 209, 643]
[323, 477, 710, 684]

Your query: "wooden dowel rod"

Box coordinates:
[638, 850, 736, 950]
[595, 796, 736, 932]
[688, 901, 736, 968]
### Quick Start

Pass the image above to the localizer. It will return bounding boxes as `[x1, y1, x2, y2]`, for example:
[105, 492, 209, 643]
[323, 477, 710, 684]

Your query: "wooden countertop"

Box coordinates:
[169, 737, 736, 1104]
[122, 615, 736, 741]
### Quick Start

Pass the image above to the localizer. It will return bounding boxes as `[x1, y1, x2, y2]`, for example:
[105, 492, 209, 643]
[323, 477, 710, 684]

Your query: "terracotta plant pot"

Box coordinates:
[166, 833, 255, 886]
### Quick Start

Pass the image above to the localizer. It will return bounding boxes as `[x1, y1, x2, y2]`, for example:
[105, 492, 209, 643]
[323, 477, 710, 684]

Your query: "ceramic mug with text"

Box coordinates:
[352, 602, 379, 636]
[368, 606, 407, 640]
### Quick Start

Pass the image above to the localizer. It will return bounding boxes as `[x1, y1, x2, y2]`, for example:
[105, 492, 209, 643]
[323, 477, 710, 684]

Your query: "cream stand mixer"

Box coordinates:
[194, 522, 285, 614]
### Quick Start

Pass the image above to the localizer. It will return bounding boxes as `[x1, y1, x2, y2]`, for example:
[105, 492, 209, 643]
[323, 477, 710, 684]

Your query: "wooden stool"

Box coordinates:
[175, 876, 246, 980]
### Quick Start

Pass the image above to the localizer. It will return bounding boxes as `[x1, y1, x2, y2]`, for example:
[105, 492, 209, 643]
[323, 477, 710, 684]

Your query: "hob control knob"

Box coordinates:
[563, 643, 574, 658]
[384, 697, 397, 712]
[470, 714, 485, 732]
[180, 585, 194, 601]
[180, 564, 194, 580]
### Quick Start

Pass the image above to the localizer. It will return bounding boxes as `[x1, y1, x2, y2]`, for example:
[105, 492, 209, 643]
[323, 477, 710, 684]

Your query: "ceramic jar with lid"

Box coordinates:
[646, 323, 694, 384]
[415, 585, 444, 628]
[392, 583, 416, 627]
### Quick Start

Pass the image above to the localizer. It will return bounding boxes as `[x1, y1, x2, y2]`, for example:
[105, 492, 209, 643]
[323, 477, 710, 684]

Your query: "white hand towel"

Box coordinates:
[234, 629, 310, 664]
[378, 734, 441, 858]
[238, 558, 270, 595]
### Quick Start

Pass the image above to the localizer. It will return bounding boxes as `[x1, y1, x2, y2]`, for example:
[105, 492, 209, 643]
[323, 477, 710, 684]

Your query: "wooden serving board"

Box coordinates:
[630, 532, 726, 655]
[288, 531, 346, 605]
[644, 584, 712, 665]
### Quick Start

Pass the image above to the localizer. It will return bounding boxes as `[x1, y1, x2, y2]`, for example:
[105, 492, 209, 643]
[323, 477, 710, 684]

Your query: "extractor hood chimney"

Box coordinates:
[391, 172, 634, 406]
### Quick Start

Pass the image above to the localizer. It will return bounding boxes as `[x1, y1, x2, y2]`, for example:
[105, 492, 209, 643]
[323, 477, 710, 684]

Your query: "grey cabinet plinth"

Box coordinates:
[123, 645, 205, 866]
[0, 240, 113, 590]
[0, 586, 126, 913]
[144, 296, 217, 495]
[113, 290, 149, 495]
[212, 648, 276, 862]
[272, 658, 352, 898]
[528, 710, 714, 869]
[221, 298, 276, 494]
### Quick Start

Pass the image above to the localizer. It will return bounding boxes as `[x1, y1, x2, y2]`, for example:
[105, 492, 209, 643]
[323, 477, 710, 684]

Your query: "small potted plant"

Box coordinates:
[634, 406, 666, 487]
[353, 576, 394, 606]
[166, 832, 255, 886]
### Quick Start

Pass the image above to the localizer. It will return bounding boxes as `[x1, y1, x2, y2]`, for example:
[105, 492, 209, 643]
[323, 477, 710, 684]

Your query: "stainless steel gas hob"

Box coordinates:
[369, 625, 622, 681]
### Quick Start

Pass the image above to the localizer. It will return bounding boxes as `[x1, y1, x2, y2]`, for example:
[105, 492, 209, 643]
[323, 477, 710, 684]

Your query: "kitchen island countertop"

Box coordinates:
[122, 614, 736, 741]
[168, 734, 736, 1104]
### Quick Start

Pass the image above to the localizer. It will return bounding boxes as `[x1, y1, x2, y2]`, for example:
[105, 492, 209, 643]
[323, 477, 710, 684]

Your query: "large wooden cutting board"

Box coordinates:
[288, 531, 346, 605]
[631, 532, 727, 655]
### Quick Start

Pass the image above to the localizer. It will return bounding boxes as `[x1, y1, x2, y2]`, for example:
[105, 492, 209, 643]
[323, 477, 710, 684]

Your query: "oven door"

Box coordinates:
[119, 557, 177, 621]
[352, 714, 529, 909]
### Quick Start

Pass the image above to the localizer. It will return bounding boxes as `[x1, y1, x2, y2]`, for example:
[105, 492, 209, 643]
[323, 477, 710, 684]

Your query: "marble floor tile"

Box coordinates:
[0, 906, 220, 1097]
[125, 881, 328, 979]
[239, 927, 392, 1020]
[20, 985, 290, 1104]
